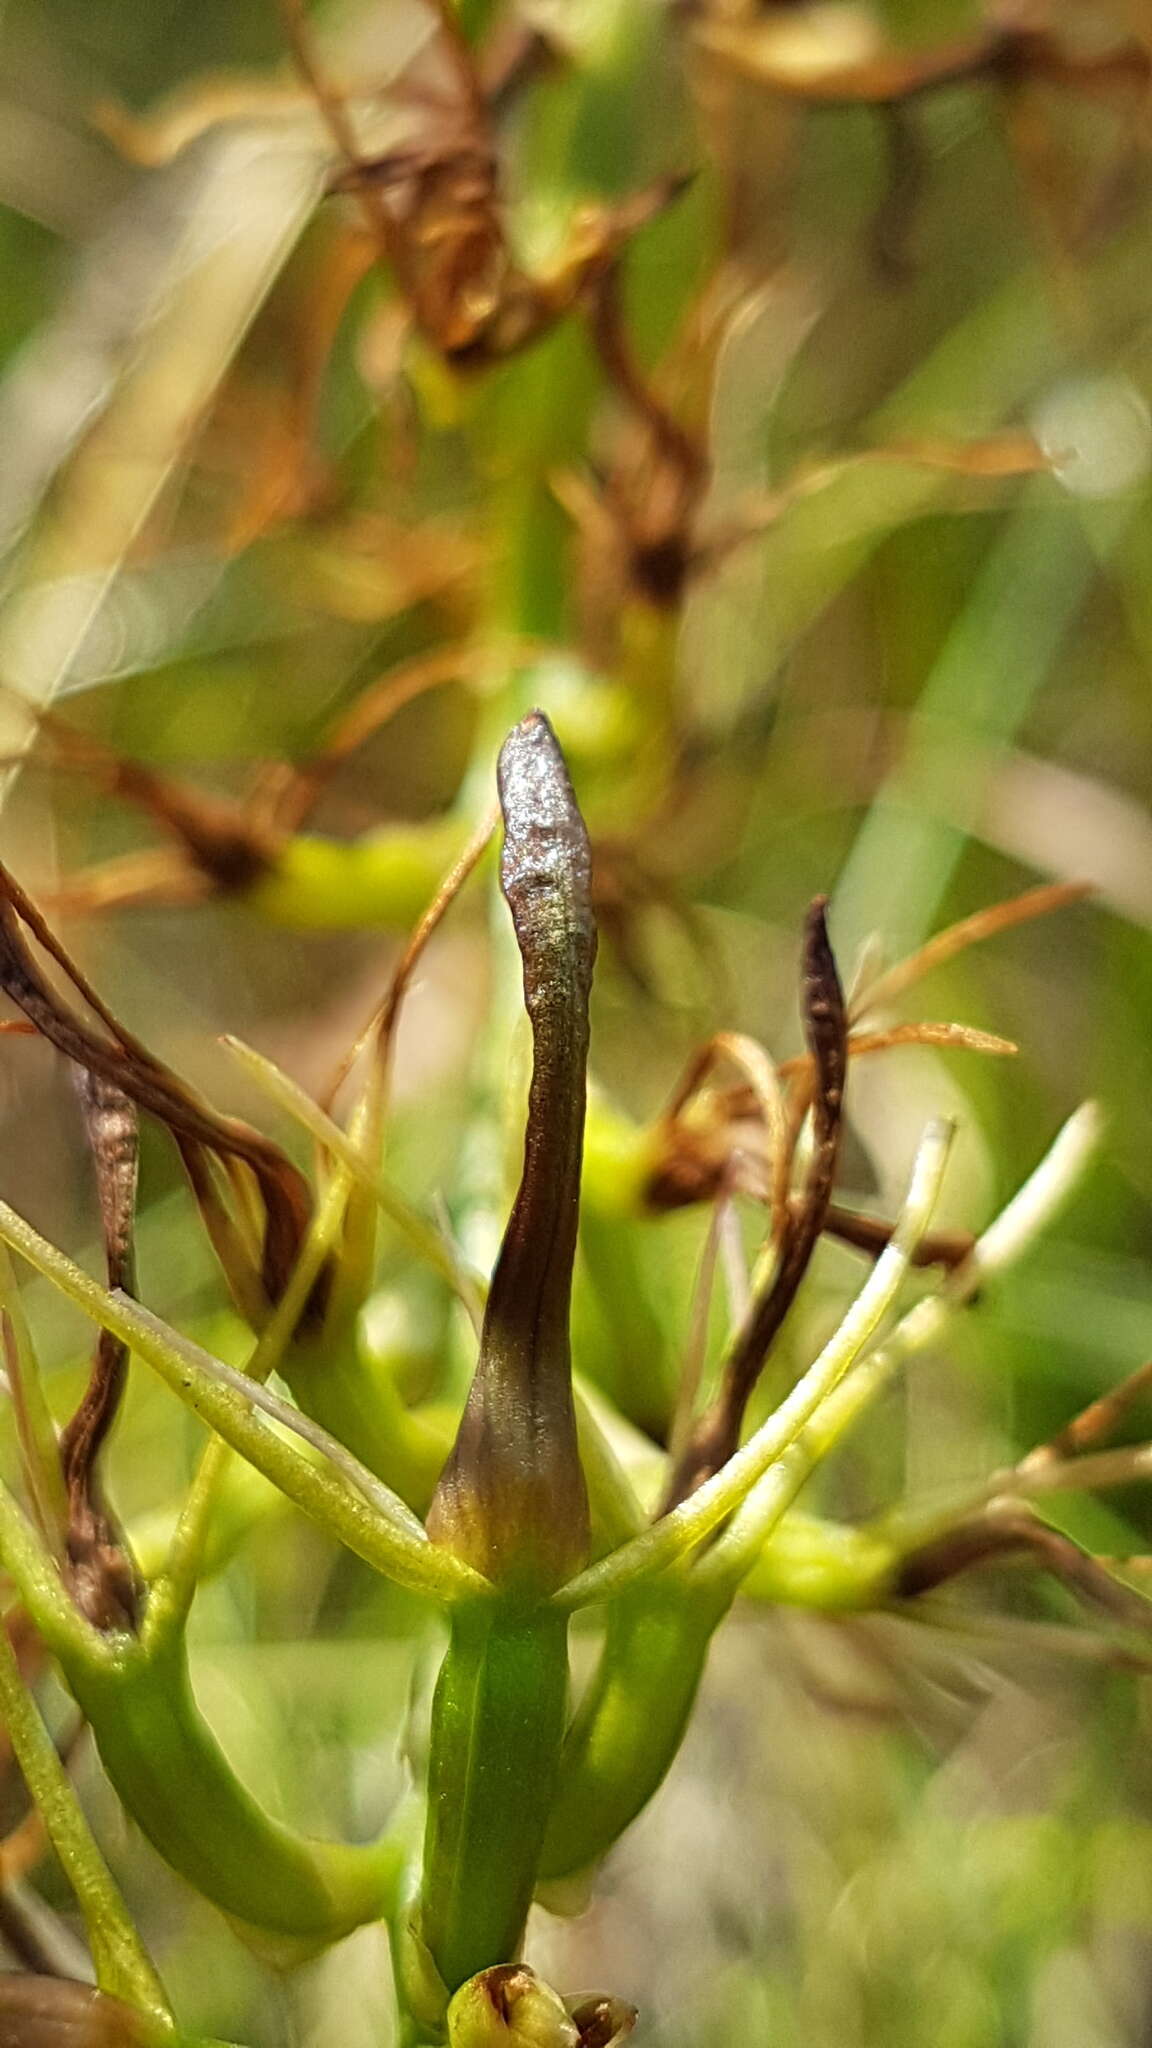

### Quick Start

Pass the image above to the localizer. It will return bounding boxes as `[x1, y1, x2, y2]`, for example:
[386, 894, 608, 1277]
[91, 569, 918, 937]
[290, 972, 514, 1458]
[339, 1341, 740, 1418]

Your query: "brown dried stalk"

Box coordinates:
[1019, 1357, 1152, 1473]
[896, 1504, 1152, 1634]
[896, 1351, 1152, 1627]
[663, 896, 847, 1508]
[769, 1020, 1017, 1108]
[819, 1203, 974, 1271]
[583, 261, 710, 609]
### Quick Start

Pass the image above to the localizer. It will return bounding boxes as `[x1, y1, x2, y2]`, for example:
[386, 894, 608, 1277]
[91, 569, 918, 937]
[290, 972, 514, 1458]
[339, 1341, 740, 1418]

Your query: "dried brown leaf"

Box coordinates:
[56, 1071, 141, 1632]
[1019, 1358, 1152, 1473]
[0, 865, 315, 1320]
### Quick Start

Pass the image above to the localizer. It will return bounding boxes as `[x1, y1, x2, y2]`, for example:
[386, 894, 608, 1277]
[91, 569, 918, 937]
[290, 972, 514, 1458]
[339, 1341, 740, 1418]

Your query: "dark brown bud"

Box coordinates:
[427, 714, 594, 1592]
[446, 1967, 637, 2048]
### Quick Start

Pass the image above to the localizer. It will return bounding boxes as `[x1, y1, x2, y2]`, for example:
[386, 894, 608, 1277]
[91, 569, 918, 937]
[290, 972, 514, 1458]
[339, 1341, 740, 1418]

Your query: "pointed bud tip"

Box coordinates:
[497, 712, 584, 847]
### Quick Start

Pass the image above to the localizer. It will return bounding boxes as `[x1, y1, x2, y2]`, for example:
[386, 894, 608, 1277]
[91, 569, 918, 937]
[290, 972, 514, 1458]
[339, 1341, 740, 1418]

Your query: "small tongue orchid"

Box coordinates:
[0, 711, 1120, 2045]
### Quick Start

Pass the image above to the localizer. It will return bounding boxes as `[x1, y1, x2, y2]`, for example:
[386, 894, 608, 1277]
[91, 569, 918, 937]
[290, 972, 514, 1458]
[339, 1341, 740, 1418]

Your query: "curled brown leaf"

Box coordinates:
[0, 864, 316, 1323]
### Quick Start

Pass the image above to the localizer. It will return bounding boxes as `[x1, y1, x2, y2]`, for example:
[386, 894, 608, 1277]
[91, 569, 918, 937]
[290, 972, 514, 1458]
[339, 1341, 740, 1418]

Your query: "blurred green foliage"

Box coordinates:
[3, 0, 1152, 2042]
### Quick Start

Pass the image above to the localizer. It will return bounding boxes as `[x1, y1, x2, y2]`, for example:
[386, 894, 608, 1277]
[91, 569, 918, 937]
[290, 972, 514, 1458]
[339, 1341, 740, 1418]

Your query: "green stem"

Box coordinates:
[0, 1622, 172, 2025]
[0, 1478, 105, 1666]
[416, 1599, 571, 2005]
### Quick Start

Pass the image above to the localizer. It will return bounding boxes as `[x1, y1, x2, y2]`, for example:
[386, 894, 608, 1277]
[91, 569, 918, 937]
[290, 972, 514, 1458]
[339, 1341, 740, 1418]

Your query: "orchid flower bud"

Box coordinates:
[447, 1967, 579, 2048]
[427, 712, 594, 1593]
[447, 1967, 636, 2048]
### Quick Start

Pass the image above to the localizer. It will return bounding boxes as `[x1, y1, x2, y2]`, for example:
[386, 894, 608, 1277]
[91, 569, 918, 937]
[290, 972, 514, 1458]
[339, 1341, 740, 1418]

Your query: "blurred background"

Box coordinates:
[3, 0, 1152, 2042]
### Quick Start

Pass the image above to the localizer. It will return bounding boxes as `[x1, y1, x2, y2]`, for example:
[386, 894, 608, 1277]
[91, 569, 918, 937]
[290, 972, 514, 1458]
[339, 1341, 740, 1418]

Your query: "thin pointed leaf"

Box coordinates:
[558, 1118, 954, 1610]
[0, 1200, 487, 1605]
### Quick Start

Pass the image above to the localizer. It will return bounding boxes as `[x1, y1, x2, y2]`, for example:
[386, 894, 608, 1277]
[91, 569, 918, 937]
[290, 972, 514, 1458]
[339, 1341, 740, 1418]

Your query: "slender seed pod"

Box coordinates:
[67, 1639, 399, 1950]
[537, 1583, 729, 1884]
[427, 711, 595, 1593]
